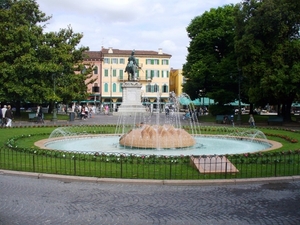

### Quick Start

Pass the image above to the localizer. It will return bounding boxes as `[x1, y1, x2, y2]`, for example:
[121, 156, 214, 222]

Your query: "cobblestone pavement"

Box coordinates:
[0, 174, 300, 225]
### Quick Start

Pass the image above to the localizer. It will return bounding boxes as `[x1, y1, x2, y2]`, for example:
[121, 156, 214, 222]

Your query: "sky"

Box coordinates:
[36, 0, 241, 69]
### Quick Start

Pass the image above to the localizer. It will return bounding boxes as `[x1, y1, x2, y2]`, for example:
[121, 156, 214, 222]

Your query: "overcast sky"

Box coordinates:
[36, 0, 241, 69]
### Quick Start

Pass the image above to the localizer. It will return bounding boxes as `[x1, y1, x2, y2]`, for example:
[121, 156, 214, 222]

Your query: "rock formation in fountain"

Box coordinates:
[119, 124, 195, 149]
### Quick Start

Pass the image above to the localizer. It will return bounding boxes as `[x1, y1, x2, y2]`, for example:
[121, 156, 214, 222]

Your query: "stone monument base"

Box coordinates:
[115, 81, 146, 115]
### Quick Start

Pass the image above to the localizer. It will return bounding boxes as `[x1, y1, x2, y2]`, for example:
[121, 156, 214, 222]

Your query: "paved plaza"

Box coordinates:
[0, 174, 300, 225]
[1, 112, 300, 224]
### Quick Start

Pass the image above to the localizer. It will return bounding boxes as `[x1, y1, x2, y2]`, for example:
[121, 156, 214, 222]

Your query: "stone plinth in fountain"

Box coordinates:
[119, 124, 195, 149]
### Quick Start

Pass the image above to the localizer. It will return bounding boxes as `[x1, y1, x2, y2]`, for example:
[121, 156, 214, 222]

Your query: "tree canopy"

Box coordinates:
[0, 0, 94, 114]
[183, 0, 300, 119]
[183, 4, 241, 106]
[235, 0, 300, 119]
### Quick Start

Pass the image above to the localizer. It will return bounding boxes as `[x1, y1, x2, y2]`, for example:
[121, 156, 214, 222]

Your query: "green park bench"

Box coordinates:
[28, 112, 37, 122]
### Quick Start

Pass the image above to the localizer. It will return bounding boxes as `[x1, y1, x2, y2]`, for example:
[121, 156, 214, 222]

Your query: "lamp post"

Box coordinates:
[199, 89, 205, 115]
[110, 66, 112, 113]
[51, 74, 57, 122]
[237, 69, 242, 125]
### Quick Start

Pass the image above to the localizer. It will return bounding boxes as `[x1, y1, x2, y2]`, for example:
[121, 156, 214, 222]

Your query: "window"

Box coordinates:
[153, 84, 159, 92]
[104, 83, 108, 92]
[162, 84, 168, 93]
[104, 69, 109, 77]
[113, 83, 117, 92]
[111, 58, 118, 64]
[146, 70, 151, 80]
[104, 58, 110, 64]
[162, 59, 169, 65]
[81, 66, 86, 74]
[119, 70, 124, 80]
[146, 59, 159, 65]
[162, 70, 169, 78]
[92, 83, 99, 92]
[155, 59, 160, 65]
[146, 84, 152, 92]
[113, 69, 117, 77]
[120, 58, 125, 64]
[153, 70, 160, 78]
[147, 70, 158, 79]
[119, 83, 123, 92]
[94, 66, 98, 74]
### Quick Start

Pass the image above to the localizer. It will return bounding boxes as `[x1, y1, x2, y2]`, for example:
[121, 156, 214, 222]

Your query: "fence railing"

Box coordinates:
[1, 147, 299, 179]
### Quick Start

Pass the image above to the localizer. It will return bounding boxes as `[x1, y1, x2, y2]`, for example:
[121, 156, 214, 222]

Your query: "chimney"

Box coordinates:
[158, 48, 163, 54]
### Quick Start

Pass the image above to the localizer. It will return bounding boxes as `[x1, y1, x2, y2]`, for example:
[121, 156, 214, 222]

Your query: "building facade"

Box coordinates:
[84, 47, 172, 112]
[169, 68, 185, 97]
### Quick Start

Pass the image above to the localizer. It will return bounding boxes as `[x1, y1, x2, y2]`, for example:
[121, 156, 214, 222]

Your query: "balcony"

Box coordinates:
[118, 75, 153, 82]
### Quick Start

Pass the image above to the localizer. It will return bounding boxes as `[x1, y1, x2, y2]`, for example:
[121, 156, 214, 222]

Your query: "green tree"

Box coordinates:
[36, 27, 95, 113]
[183, 4, 241, 106]
[0, 0, 95, 115]
[0, 0, 49, 112]
[235, 0, 300, 120]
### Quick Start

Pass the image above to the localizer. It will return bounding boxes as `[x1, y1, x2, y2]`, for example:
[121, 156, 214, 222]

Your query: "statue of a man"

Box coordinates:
[125, 50, 138, 81]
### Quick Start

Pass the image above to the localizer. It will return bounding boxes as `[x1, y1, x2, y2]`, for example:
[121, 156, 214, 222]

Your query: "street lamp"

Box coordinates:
[199, 89, 205, 115]
[237, 69, 242, 125]
[110, 66, 112, 113]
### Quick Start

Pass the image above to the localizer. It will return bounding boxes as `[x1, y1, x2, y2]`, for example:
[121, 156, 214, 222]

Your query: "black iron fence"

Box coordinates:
[1, 147, 299, 179]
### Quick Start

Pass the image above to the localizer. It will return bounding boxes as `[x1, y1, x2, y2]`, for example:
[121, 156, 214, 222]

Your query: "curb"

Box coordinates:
[1, 169, 300, 186]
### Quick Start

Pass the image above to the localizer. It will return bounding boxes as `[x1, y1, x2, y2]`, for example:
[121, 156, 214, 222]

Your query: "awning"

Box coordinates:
[179, 97, 192, 105]
[192, 98, 215, 106]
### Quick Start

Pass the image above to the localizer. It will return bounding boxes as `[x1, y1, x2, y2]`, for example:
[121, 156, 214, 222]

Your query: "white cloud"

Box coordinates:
[36, 0, 241, 68]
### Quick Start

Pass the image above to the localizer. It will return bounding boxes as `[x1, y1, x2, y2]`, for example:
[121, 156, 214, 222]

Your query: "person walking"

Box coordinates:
[2, 105, 7, 127]
[36, 105, 44, 123]
[248, 114, 255, 127]
[5, 105, 13, 127]
[0, 105, 2, 127]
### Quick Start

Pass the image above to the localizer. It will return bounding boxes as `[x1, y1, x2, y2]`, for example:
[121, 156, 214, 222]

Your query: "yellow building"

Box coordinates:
[85, 47, 172, 111]
[169, 68, 185, 96]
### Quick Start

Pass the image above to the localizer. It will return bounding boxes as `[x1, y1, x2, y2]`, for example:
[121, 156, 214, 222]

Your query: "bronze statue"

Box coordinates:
[125, 50, 139, 81]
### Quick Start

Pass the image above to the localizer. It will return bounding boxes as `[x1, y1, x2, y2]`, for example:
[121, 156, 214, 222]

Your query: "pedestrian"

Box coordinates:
[105, 105, 109, 115]
[2, 105, 7, 127]
[5, 105, 13, 127]
[0, 105, 2, 127]
[248, 114, 255, 127]
[36, 105, 44, 123]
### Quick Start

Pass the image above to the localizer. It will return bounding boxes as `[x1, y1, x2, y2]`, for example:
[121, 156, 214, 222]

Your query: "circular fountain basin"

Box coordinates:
[36, 135, 279, 156]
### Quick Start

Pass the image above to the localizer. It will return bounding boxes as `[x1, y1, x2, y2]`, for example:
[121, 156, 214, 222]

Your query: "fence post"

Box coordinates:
[120, 156, 123, 178]
[73, 157, 76, 175]
[33, 154, 35, 172]
[225, 162, 227, 179]
[169, 161, 172, 179]
[274, 160, 277, 177]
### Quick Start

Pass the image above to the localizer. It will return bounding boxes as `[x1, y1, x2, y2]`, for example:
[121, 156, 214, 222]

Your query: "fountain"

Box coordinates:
[37, 92, 280, 156]
[119, 124, 195, 149]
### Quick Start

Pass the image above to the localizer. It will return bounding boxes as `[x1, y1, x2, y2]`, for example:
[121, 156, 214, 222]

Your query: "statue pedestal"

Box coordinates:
[115, 82, 146, 115]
